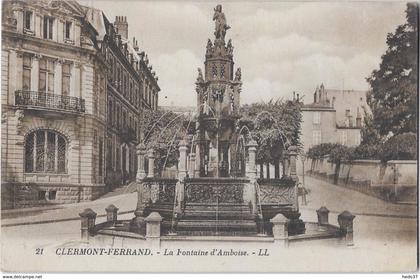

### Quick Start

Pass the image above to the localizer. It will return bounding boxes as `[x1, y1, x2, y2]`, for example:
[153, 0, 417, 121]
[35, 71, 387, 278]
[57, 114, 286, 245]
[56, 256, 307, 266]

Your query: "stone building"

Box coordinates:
[301, 84, 370, 152]
[97, 14, 160, 188]
[1, 0, 159, 208]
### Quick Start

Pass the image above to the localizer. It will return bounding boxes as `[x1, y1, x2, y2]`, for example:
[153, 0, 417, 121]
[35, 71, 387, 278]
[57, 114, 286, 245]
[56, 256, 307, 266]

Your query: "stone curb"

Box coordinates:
[301, 207, 416, 219]
[1, 210, 135, 228]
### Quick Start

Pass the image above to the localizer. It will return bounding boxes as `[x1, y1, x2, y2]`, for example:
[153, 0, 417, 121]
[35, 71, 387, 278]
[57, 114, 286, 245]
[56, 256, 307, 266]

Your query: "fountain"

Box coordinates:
[128, 4, 307, 237]
[80, 5, 359, 247]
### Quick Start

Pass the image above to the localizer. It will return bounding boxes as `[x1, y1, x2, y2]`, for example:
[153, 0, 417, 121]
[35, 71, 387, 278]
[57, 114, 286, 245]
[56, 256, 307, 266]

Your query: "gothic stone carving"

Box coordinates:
[185, 182, 244, 203]
[258, 182, 296, 205]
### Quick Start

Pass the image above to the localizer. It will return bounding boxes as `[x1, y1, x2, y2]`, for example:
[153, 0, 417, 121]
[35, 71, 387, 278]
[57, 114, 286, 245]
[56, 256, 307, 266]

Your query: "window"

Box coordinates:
[108, 100, 113, 123]
[62, 63, 71, 96]
[341, 131, 347, 145]
[48, 191, 57, 200]
[25, 130, 67, 173]
[22, 54, 32, 90]
[313, 112, 321, 125]
[212, 64, 217, 78]
[39, 58, 54, 93]
[38, 190, 46, 200]
[24, 11, 34, 33]
[107, 139, 113, 170]
[116, 147, 120, 170]
[355, 132, 361, 145]
[99, 139, 103, 177]
[43, 16, 54, 40]
[64, 21, 72, 41]
[312, 130, 321, 145]
[149, 89, 152, 106]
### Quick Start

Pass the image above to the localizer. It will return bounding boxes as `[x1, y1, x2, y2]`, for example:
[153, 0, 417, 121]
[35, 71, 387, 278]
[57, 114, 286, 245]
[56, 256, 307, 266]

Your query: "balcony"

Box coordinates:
[15, 90, 85, 113]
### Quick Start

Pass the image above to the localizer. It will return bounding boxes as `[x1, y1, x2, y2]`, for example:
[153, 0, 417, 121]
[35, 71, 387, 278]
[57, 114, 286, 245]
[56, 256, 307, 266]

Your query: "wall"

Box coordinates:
[307, 158, 417, 203]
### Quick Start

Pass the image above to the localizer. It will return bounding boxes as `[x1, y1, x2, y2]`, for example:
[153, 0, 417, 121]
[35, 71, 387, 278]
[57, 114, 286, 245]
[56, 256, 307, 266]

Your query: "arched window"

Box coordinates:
[25, 130, 67, 173]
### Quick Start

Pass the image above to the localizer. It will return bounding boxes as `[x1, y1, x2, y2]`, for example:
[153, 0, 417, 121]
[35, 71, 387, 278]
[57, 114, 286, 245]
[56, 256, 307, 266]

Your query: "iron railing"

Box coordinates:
[15, 90, 85, 113]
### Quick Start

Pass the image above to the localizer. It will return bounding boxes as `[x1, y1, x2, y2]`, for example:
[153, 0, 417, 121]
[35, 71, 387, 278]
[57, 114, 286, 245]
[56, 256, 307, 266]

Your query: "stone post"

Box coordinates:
[246, 140, 258, 179]
[316, 206, 329, 231]
[136, 143, 147, 181]
[338, 210, 356, 246]
[105, 204, 119, 224]
[145, 212, 163, 247]
[189, 153, 196, 178]
[132, 182, 146, 235]
[270, 213, 289, 247]
[194, 141, 201, 177]
[147, 149, 155, 178]
[282, 153, 289, 177]
[178, 139, 188, 180]
[79, 208, 97, 242]
[288, 146, 298, 177]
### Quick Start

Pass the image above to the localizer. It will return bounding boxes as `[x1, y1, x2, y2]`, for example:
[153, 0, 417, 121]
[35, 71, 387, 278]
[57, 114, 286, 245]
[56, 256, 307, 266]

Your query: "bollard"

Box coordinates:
[338, 210, 356, 246]
[316, 206, 330, 226]
[105, 204, 119, 224]
[270, 213, 289, 247]
[79, 208, 97, 242]
[145, 212, 163, 247]
[145, 212, 163, 238]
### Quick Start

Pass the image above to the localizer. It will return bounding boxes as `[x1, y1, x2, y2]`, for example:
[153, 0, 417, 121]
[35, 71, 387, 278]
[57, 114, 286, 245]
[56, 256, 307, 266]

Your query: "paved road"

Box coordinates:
[299, 175, 416, 218]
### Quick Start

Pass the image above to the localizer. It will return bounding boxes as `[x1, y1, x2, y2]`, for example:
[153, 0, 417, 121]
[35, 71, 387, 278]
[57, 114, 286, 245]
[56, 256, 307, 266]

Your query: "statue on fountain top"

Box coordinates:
[213, 5, 230, 42]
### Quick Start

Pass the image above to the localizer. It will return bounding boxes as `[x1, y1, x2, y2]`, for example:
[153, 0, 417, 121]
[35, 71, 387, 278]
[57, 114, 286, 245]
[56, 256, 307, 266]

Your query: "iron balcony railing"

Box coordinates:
[15, 90, 85, 113]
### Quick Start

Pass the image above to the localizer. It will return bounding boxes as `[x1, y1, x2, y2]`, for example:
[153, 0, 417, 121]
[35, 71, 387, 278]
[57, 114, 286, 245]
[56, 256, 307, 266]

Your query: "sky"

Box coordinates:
[80, 1, 407, 106]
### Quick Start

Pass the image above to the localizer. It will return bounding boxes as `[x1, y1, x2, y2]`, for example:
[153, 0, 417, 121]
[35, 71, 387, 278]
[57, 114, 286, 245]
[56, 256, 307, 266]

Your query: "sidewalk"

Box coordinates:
[1, 190, 138, 227]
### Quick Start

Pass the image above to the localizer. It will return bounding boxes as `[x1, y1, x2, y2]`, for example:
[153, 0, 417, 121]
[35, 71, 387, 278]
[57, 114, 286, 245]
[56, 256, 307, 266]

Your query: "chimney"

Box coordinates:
[114, 16, 128, 40]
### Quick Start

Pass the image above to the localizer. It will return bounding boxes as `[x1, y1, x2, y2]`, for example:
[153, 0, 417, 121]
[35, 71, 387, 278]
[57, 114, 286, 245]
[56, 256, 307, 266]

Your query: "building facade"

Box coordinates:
[1, 0, 159, 208]
[301, 84, 370, 152]
[98, 14, 160, 188]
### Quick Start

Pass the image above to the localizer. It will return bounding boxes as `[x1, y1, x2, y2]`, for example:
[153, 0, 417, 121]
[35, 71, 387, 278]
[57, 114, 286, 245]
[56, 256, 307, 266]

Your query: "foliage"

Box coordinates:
[239, 99, 302, 165]
[329, 145, 355, 164]
[308, 132, 416, 163]
[360, 107, 382, 145]
[380, 132, 417, 161]
[352, 144, 382, 160]
[142, 109, 191, 173]
[306, 143, 342, 159]
[366, 3, 418, 136]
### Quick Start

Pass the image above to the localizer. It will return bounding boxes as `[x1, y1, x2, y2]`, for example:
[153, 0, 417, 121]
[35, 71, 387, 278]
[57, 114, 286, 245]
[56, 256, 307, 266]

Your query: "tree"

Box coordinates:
[142, 109, 191, 175]
[366, 3, 418, 136]
[239, 99, 303, 177]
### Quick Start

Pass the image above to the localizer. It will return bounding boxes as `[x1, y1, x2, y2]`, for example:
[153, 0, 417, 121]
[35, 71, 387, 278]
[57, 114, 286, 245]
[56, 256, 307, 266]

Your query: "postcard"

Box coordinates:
[1, 0, 418, 273]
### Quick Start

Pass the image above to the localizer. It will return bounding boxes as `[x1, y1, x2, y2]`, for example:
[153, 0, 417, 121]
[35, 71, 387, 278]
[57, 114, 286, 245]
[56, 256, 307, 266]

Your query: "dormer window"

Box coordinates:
[24, 11, 34, 35]
[43, 16, 54, 40]
[64, 21, 74, 43]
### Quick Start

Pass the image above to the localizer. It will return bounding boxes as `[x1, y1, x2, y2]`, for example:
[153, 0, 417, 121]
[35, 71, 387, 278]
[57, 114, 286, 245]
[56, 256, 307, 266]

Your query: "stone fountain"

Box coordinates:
[130, 5, 304, 237]
[79, 6, 356, 247]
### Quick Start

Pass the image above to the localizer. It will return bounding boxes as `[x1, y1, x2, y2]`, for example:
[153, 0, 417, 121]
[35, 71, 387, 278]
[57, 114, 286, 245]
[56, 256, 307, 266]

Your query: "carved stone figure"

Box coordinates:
[227, 39, 234, 55]
[234, 67, 241, 81]
[196, 68, 204, 83]
[206, 39, 213, 53]
[213, 5, 230, 41]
